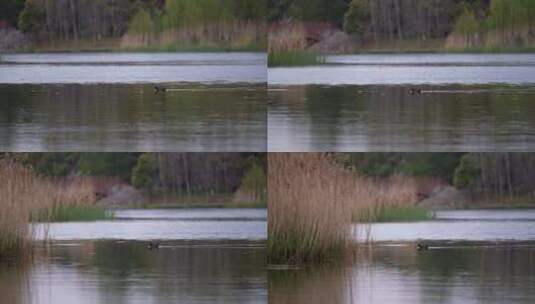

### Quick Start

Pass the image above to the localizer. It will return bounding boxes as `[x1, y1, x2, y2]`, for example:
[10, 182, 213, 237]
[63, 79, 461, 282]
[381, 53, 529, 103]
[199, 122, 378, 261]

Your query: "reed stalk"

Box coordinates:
[268, 153, 426, 264]
[0, 159, 99, 258]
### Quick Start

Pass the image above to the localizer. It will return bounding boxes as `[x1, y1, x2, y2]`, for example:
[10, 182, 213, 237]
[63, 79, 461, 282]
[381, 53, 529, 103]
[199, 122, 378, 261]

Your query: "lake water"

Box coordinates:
[0, 53, 266, 84]
[269, 53, 535, 85]
[268, 53, 535, 152]
[268, 84, 535, 151]
[0, 53, 266, 151]
[270, 209, 535, 304]
[0, 83, 266, 151]
[33, 208, 267, 241]
[0, 208, 267, 304]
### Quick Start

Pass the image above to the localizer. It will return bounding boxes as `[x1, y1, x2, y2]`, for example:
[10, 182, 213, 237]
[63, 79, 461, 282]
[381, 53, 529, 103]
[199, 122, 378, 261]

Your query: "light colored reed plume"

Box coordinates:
[0, 159, 95, 257]
[268, 153, 419, 263]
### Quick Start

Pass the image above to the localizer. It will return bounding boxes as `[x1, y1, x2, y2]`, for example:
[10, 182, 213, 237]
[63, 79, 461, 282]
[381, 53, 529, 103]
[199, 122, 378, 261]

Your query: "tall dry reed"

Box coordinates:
[0, 159, 48, 256]
[121, 21, 266, 50]
[268, 22, 324, 66]
[268, 22, 308, 53]
[0, 159, 95, 257]
[268, 153, 419, 263]
[268, 153, 355, 263]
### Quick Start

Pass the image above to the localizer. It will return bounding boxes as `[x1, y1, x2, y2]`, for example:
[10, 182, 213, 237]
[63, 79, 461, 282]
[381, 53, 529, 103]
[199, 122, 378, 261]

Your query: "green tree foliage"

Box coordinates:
[268, 0, 535, 48]
[10, 152, 263, 197]
[268, 0, 349, 26]
[453, 154, 481, 189]
[18, 0, 44, 35]
[13, 0, 265, 47]
[77, 153, 139, 181]
[340, 153, 463, 181]
[20, 153, 78, 176]
[343, 0, 369, 35]
[240, 162, 267, 202]
[19, 153, 138, 180]
[453, 9, 479, 35]
[128, 8, 153, 34]
[162, 0, 264, 30]
[131, 154, 159, 191]
[486, 0, 534, 31]
[234, 0, 267, 21]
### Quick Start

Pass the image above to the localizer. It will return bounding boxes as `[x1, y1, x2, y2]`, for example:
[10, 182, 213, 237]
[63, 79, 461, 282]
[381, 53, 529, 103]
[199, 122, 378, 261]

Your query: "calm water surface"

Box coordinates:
[269, 53, 535, 152]
[34, 208, 267, 241]
[1, 52, 266, 84]
[0, 241, 266, 304]
[0, 83, 266, 151]
[358, 209, 535, 242]
[269, 53, 535, 85]
[269, 84, 535, 151]
[0, 53, 266, 151]
[270, 209, 535, 304]
[0, 208, 267, 304]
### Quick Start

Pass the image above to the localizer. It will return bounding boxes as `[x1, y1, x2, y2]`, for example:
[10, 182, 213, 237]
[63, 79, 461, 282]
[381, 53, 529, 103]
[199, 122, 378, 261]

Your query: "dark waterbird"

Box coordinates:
[409, 88, 422, 95]
[147, 242, 160, 250]
[154, 85, 167, 93]
[417, 243, 429, 251]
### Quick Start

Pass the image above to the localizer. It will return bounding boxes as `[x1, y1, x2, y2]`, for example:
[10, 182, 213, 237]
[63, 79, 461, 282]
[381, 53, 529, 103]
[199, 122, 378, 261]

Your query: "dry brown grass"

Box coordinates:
[0, 159, 95, 258]
[268, 153, 355, 263]
[121, 21, 266, 51]
[445, 27, 535, 51]
[268, 22, 308, 53]
[268, 153, 420, 263]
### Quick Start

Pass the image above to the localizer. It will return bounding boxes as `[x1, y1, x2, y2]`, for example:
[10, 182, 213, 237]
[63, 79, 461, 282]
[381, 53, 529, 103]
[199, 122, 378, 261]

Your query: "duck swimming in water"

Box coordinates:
[154, 86, 167, 93]
[416, 243, 429, 251]
[409, 88, 422, 95]
[147, 242, 160, 250]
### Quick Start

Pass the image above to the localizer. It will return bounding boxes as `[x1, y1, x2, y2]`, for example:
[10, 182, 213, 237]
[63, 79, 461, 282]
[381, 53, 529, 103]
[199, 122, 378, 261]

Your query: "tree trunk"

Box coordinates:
[394, 0, 403, 40]
[69, 0, 78, 41]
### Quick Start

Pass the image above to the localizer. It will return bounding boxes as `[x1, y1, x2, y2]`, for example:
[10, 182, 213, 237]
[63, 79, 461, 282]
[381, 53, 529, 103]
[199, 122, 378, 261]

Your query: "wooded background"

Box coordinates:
[269, 0, 535, 49]
[4, 153, 266, 197]
[1, 0, 266, 49]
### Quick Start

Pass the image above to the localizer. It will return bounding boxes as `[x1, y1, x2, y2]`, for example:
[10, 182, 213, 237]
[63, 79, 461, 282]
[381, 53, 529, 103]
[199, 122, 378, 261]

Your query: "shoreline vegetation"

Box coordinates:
[267, 0, 535, 66]
[1, 0, 266, 54]
[18, 38, 266, 54]
[0, 153, 267, 258]
[0, 159, 104, 258]
[268, 153, 535, 264]
[268, 22, 324, 66]
[268, 153, 430, 264]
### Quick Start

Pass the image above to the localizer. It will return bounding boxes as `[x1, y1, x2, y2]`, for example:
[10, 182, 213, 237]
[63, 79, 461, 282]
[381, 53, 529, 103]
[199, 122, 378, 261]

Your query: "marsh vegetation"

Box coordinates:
[268, 153, 535, 264]
[0, 158, 103, 257]
[268, 0, 535, 60]
[0, 153, 267, 259]
[3, 0, 266, 52]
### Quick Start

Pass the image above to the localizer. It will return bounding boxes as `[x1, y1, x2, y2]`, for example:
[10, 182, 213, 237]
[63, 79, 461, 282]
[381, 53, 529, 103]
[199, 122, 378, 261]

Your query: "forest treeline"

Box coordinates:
[269, 0, 535, 51]
[339, 153, 535, 199]
[4, 153, 266, 197]
[1, 0, 266, 51]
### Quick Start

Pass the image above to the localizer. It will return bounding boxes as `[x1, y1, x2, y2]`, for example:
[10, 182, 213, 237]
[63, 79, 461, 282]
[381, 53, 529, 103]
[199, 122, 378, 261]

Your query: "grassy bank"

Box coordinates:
[268, 50, 325, 67]
[268, 22, 325, 67]
[461, 194, 535, 210]
[137, 192, 266, 209]
[355, 206, 434, 223]
[18, 38, 265, 53]
[143, 201, 266, 209]
[266, 43, 535, 66]
[347, 44, 535, 55]
[32, 205, 112, 222]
